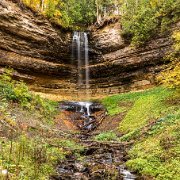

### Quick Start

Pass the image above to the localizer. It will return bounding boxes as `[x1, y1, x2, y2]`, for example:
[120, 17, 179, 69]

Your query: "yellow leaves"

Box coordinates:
[150, 0, 165, 9]
[158, 62, 180, 89]
[172, 30, 180, 51]
[54, 10, 62, 17]
[158, 30, 180, 89]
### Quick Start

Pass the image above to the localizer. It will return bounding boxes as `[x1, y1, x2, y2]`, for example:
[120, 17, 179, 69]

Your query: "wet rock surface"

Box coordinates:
[53, 101, 141, 180]
[59, 101, 106, 131]
[50, 137, 140, 180]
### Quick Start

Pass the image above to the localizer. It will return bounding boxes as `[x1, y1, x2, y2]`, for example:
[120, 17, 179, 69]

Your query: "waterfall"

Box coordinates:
[73, 32, 82, 86]
[72, 31, 90, 92]
[84, 33, 89, 90]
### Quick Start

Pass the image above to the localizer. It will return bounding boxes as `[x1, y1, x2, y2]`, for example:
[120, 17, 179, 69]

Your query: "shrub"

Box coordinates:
[0, 69, 58, 120]
[157, 30, 180, 89]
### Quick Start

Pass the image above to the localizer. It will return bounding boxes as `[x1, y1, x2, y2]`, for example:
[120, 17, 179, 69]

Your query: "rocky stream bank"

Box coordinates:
[51, 135, 139, 180]
[50, 101, 141, 180]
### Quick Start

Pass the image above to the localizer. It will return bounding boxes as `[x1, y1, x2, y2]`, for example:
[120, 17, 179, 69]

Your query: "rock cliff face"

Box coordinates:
[88, 21, 173, 94]
[0, 0, 175, 99]
[0, 0, 77, 98]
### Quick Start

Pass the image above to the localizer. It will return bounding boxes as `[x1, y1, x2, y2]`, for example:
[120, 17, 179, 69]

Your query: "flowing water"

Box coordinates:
[52, 34, 139, 180]
[72, 31, 90, 97]
[84, 33, 89, 90]
[72, 32, 82, 86]
[54, 102, 139, 180]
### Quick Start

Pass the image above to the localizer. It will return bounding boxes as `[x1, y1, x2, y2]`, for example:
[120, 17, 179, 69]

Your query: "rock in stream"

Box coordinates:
[52, 102, 140, 179]
[50, 136, 140, 180]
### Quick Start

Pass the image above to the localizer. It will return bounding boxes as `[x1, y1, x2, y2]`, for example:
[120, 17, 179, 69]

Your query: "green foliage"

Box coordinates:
[121, 0, 179, 46]
[0, 69, 31, 106]
[22, 0, 120, 28]
[0, 69, 58, 121]
[126, 111, 180, 179]
[102, 87, 172, 116]
[103, 86, 180, 179]
[119, 93, 168, 133]
[0, 135, 84, 179]
[119, 129, 140, 142]
[22, 0, 179, 31]
[22, 0, 96, 27]
[94, 131, 118, 141]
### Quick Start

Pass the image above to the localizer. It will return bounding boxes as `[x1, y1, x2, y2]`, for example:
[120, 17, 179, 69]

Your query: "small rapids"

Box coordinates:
[51, 101, 140, 180]
[59, 101, 106, 131]
[51, 140, 138, 180]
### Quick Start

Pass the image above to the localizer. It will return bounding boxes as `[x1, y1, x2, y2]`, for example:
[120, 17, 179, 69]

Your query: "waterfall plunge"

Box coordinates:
[84, 33, 89, 90]
[72, 32, 90, 93]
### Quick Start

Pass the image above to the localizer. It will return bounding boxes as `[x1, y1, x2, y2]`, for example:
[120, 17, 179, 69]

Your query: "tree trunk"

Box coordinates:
[40, 0, 44, 11]
[96, 0, 100, 24]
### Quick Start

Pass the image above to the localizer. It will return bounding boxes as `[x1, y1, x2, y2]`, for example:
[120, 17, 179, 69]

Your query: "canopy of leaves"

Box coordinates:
[22, 0, 119, 28]
[120, 0, 180, 46]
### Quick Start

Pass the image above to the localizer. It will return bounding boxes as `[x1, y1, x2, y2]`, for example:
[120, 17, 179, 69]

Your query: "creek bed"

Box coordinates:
[50, 134, 140, 180]
[52, 101, 140, 179]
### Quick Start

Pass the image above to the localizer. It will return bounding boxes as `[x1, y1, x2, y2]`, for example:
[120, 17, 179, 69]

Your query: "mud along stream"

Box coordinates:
[50, 101, 140, 180]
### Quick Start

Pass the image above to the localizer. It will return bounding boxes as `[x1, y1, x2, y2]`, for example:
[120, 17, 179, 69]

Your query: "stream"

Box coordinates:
[50, 101, 140, 180]
[52, 32, 139, 180]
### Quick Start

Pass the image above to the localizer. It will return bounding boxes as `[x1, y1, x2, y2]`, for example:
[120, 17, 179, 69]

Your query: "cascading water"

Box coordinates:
[71, 31, 92, 120]
[72, 32, 82, 86]
[72, 31, 89, 91]
[84, 33, 89, 90]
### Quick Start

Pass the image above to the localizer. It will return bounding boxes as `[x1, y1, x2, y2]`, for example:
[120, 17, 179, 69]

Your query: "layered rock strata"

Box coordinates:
[0, 0, 175, 99]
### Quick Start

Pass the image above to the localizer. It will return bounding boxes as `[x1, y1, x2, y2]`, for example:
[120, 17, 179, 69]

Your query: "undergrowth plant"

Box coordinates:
[126, 111, 180, 180]
[94, 131, 118, 141]
[0, 134, 84, 179]
[0, 69, 58, 121]
[157, 30, 180, 89]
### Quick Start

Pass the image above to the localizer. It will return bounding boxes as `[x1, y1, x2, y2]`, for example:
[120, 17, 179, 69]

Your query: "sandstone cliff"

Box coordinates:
[0, 0, 176, 99]
[88, 21, 173, 94]
[0, 0, 77, 98]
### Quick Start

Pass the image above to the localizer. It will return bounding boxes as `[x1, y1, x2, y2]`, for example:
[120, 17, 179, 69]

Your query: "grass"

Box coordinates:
[94, 131, 118, 141]
[0, 69, 84, 179]
[101, 86, 180, 179]
[102, 87, 175, 133]
[126, 111, 180, 180]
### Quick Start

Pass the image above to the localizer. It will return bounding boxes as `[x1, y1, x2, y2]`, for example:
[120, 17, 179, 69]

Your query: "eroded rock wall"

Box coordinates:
[88, 21, 174, 94]
[0, 0, 78, 98]
[0, 0, 176, 99]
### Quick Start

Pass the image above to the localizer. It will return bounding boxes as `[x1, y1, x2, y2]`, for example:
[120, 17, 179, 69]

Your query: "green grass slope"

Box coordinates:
[102, 87, 180, 179]
[0, 69, 83, 179]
